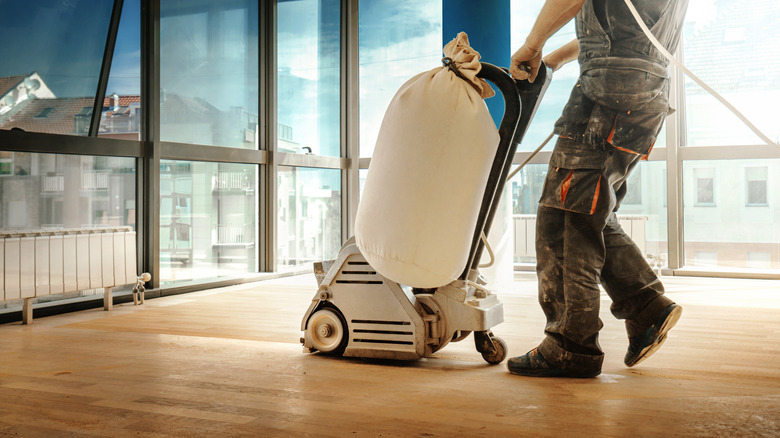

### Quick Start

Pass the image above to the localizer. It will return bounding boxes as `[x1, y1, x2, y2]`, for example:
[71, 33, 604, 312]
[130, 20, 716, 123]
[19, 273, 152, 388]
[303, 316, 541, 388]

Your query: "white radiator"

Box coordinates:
[1, 226, 140, 323]
[513, 214, 648, 262]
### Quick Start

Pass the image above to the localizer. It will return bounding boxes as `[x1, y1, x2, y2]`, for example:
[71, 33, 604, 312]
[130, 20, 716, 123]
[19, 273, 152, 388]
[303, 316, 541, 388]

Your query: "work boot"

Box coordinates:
[507, 348, 601, 378]
[625, 303, 683, 367]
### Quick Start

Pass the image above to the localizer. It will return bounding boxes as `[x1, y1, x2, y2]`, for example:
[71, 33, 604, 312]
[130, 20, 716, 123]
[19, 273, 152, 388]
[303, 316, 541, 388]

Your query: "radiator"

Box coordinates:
[1, 226, 140, 323]
[513, 214, 648, 262]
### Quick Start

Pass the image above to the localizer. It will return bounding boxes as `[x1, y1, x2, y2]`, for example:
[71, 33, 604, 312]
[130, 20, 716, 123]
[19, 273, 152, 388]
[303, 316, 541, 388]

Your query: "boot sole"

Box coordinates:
[626, 305, 683, 367]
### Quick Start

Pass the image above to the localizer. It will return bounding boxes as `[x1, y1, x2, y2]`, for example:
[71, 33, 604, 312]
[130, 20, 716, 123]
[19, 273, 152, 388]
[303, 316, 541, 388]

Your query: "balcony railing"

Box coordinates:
[212, 171, 250, 191]
[41, 175, 65, 192]
[81, 171, 110, 190]
[214, 225, 252, 245]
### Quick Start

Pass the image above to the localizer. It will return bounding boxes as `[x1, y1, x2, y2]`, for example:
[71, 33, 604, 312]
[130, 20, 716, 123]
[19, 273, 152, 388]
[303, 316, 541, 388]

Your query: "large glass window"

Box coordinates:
[0, 153, 136, 230]
[277, 0, 341, 157]
[277, 167, 341, 270]
[159, 0, 259, 148]
[358, 0, 442, 158]
[508, 163, 547, 263]
[0, 1, 115, 136]
[509, 161, 669, 264]
[160, 160, 258, 283]
[683, 159, 779, 272]
[509, 163, 547, 216]
[683, 1, 780, 146]
[617, 161, 669, 260]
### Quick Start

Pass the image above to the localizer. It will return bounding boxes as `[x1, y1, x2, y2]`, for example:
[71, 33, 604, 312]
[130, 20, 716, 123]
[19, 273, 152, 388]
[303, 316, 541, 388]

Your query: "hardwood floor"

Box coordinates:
[1, 273, 778, 437]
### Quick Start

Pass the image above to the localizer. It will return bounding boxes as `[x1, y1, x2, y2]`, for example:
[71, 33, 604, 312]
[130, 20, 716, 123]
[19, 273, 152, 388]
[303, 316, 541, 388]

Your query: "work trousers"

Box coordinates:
[535, 145, 674, 374]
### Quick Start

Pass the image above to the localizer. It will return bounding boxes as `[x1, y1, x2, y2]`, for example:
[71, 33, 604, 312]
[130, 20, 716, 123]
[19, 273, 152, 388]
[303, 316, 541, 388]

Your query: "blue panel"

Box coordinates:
[443, 0, 510, 124]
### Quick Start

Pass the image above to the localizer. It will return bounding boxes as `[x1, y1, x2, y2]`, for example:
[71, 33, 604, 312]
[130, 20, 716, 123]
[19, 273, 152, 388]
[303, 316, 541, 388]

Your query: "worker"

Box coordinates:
[507, 0, 688, 377]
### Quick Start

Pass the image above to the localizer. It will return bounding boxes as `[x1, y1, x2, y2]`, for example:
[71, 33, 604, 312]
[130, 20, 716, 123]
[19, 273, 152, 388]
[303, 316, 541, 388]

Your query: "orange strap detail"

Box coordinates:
[611, 143, 640, 155]
[590, 175, 602, 215]
[561, 170, 575, 205]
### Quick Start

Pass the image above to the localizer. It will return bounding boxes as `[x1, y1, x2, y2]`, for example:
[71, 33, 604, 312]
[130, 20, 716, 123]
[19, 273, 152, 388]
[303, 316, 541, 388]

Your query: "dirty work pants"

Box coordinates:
[535, 146, 674, 374]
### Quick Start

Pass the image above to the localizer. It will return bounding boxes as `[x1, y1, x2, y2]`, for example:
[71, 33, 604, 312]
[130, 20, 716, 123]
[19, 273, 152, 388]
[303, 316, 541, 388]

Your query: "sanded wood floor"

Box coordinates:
[0, 273, 778, 437]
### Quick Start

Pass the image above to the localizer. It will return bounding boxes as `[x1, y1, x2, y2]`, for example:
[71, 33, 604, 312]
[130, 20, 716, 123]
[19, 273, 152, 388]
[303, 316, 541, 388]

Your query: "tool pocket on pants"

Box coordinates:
[540, 138, 607, 215]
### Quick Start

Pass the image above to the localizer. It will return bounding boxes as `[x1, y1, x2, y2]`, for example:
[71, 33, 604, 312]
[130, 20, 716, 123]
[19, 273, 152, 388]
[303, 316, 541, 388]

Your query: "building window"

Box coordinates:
[35, 108, 55, 118]
[694, 168, 715, 206]
[693, 251, 717, 267]
[746, 252, 771, 270]
[745, 166, 768, 206]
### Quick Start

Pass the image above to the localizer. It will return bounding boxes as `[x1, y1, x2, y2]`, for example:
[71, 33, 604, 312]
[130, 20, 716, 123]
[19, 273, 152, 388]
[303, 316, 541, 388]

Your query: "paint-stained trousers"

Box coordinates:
[535, 139, 674, 375]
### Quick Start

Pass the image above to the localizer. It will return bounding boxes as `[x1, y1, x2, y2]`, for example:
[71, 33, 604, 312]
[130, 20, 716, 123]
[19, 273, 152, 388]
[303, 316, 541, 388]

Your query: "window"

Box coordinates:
[508, 164, 547, 215]
[278, 0, 340, 156]
[613, 161, 668, 258]
[511, 0, 581, 152]
[159, 160, 258, 284]
[622, 166, 643, 205]
[693, 251, 717, 267]
[277, 167, 341, 270]
[662, 169, 667, 208]
[746, 252, 771, 270]
[683, 2, 780, 146]
[683, 159, 780, 272]
[74, 106, 94, 136]
[694, 168, 715, 206]
[0, 153, 136, 230]
[160, 0, 259, 148]
[358, 0, 442, 158]
[745, 166, 768, 206]
[35, 108, 55, 118]
[0, 152, 11, 176]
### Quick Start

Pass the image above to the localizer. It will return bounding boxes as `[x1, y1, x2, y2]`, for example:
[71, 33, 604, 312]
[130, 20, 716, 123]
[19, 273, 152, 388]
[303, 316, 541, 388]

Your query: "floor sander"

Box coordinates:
[300, 62, 551, 364]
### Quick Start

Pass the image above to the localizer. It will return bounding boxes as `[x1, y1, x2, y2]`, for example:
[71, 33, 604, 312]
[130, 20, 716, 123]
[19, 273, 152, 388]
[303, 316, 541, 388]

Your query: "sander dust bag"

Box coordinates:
[355, 32, 500, 288]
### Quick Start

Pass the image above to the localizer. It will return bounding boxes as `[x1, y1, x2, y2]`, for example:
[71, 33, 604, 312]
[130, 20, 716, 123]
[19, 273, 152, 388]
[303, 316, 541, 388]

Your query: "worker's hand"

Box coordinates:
[510, 44, 543, 83]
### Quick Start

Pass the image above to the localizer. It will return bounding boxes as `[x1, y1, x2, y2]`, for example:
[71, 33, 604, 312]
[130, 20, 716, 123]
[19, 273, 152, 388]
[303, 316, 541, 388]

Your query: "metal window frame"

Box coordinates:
[343, 0, 360, 240]
[89, 0, 125, 137]
[259, 0, 275, 273]
[141, 0, 160, 288]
